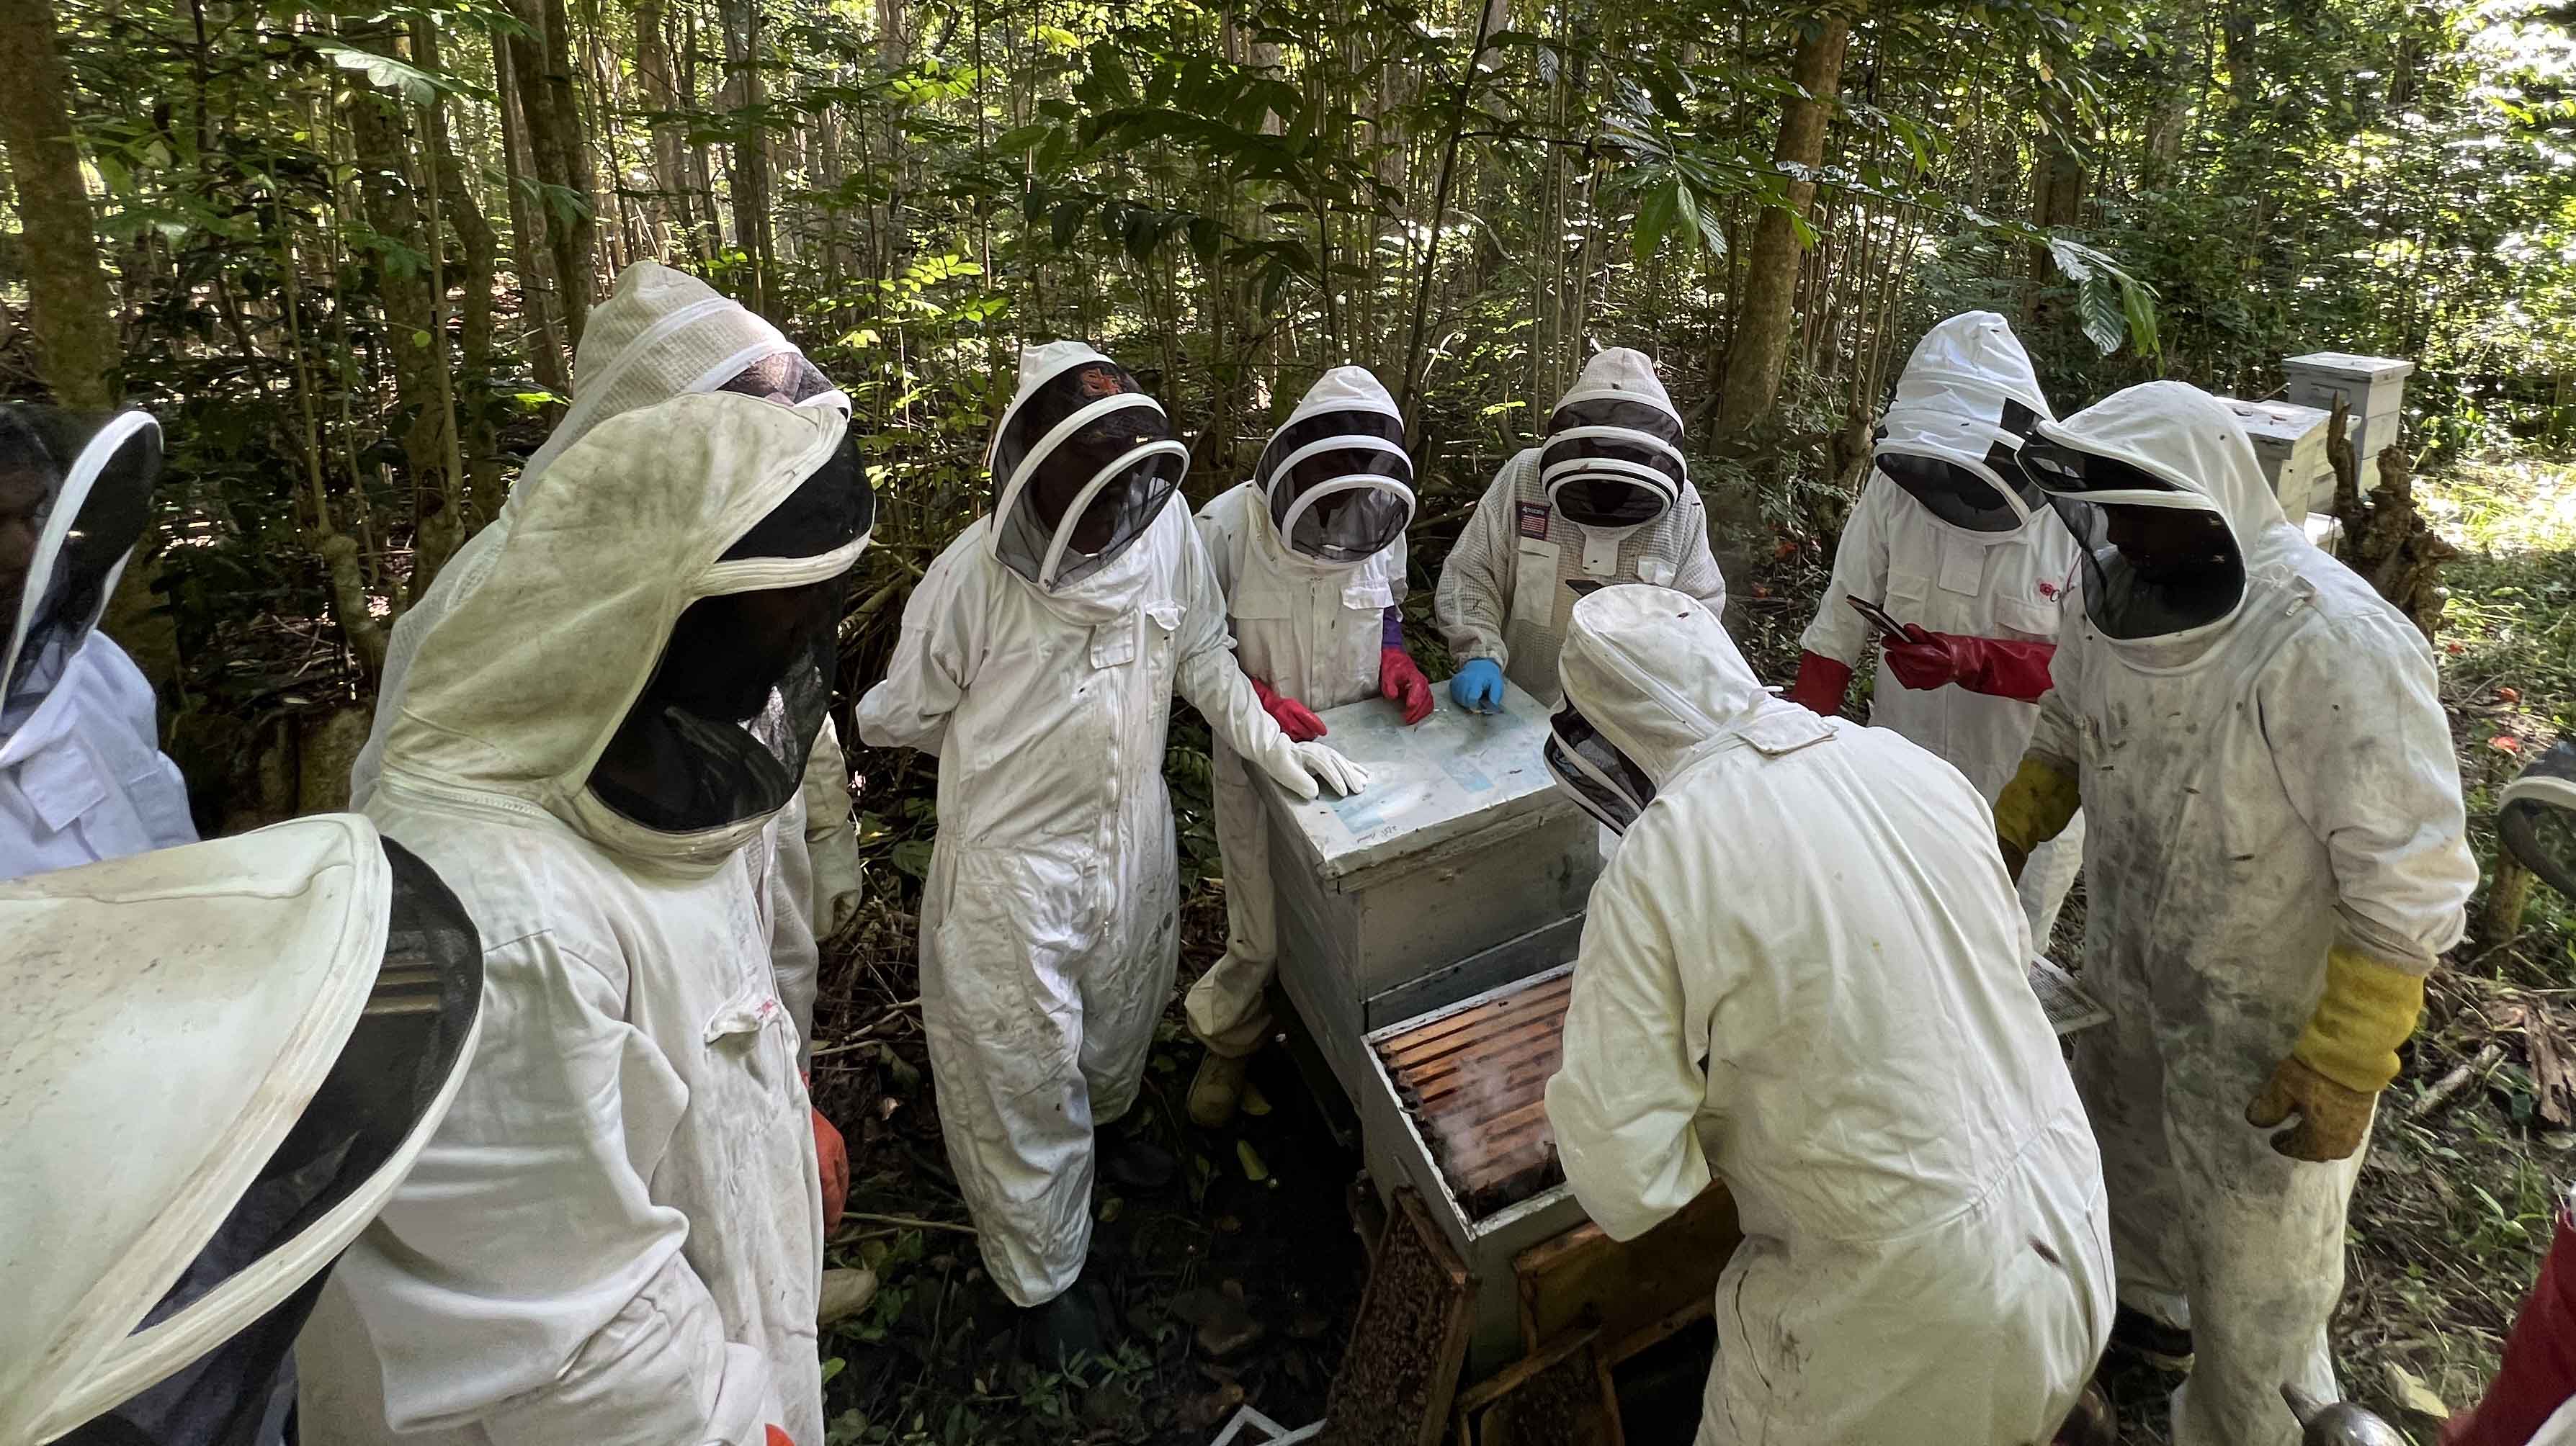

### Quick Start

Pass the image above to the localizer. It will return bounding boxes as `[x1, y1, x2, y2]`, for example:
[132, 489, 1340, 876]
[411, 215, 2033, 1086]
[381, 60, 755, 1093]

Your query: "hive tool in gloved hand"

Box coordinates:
[1789, 312, 2085, 950]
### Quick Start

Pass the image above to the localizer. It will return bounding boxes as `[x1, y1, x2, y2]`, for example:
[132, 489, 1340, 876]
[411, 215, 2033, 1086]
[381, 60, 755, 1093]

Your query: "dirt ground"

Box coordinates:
[808, 456, 2576, 1445]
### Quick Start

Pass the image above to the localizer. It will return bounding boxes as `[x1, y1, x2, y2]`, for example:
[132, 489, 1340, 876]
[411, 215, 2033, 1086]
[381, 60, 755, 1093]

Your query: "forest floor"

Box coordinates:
[805, 454, 2576, 1446]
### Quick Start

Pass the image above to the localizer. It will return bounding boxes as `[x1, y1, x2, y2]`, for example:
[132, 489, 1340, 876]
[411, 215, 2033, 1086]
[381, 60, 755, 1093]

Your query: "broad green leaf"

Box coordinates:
[310, 40, 457, 104]
[1631, 175, 1683, 264]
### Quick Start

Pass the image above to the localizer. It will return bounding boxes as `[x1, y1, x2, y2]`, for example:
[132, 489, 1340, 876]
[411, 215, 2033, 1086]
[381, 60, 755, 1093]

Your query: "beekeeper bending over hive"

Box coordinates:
[1542, 585, 2111, 1445]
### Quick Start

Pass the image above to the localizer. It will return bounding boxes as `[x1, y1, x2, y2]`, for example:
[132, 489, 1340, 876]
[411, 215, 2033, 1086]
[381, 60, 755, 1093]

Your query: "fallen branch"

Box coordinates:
[838, 1211, 978, 1236]
[2413, 1042, 2506, 1119]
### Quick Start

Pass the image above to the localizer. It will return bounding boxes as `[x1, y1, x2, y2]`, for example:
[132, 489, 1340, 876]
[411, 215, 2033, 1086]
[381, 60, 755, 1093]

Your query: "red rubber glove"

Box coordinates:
[1250, 676, 1327, 741]
[1379, 647, 1434, 725]
[1882, 624, 2056, 703]
[768, 1427, 797, 1446]
[1786, 651, 1854, 717]
[803, 1071, 846, 1236]
[812, 1109, 847, 1234]
[2445, 1201, 2576, 1446]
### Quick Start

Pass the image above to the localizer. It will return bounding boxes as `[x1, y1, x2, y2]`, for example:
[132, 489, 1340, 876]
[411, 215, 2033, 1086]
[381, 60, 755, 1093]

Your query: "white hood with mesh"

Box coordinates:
[1557, 586, 1831, 791]
[375, 393, 859, 869]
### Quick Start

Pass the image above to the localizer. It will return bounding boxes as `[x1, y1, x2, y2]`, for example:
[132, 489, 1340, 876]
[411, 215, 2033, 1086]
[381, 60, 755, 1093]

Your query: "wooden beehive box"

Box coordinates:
[2282, 351, 2413, 471]
[2222, 398, 2344, 517]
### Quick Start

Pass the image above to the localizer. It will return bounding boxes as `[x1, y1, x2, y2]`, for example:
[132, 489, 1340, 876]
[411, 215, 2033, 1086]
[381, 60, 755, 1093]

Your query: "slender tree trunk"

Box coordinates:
[721, 0, 774, 314]
[342, 21, 459, 624]
[0, 0, 119, 408]
[509, 0, 599, 339]
[495, 37, 572, 397]
[632, 0, 689, 254]
[1715, 7, 1857, 434]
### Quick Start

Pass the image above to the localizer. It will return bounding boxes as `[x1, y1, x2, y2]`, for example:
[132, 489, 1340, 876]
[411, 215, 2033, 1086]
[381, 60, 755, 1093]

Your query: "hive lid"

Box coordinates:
[2222, 397, 2335, 447]
[1253, 678, 1575, 886]
[2283, 351, 2415, 383]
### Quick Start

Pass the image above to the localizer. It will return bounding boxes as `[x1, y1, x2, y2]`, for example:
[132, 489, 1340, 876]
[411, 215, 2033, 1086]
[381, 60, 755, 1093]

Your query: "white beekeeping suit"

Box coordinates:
[3, 814, 485, 1446]
[1995, 382, 2477, 1446]
[298, 394, 873, 1446]
[348, 261, 859, 1052]
[856, 343, 1365, 1320]
[1434, 348, 1726, 707]
[1542, 585, 2111, 1446]
[1186, 366, 1431, 1125]
[1791, 313, 2086, 947]
[0, 406, 197, 879]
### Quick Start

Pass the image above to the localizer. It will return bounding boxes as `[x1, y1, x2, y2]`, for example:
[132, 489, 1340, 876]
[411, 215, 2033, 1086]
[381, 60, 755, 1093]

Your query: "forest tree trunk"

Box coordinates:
[509, 0, 599, 340]
[722, 0, 775, 315]
[495, 36, 572, 397]
[1715, 8, 1856, 435]
[0, 0, 120, 408]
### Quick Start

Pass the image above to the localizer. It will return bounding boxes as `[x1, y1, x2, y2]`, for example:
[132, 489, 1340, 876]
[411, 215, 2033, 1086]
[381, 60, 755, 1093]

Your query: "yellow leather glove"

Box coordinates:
[1991, 755, 2080, 882]
[2244, 943, 2427, 1162]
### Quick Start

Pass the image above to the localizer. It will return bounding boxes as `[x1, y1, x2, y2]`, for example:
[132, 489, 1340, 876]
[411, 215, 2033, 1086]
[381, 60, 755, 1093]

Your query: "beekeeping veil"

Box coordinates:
[1541, 349, 1688, 531]
[378, 393, 871, 871]
[1253, 366, 1415, 566]
[1871, 311, 2054, 534]
[0, 814, 483, 1446]
[2020, 380, 2289, 644]
[1549, 585, 1831, 833]
[0, 406, 160, 726]
[987, 341, 1186, 593]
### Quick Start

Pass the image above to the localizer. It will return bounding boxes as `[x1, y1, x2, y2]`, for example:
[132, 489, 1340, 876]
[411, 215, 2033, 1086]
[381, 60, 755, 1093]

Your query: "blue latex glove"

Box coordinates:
[1449, 657, 1506, 714]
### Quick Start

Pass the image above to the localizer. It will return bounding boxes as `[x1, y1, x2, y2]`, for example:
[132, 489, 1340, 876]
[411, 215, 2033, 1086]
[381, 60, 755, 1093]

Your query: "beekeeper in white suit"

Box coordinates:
[1185, 365, 1436, 1127]
[1435, 347, 1725, 710]
[0, 404, 197, 879]
[1542, 586, 2111, 1446]
[857, 343, 1367, 1357]
[298, 392, 872, 1446]
[1788, 312, 2086, 946]
[1991, 381, 2477, 1446]
[350, 258, 862, 1215]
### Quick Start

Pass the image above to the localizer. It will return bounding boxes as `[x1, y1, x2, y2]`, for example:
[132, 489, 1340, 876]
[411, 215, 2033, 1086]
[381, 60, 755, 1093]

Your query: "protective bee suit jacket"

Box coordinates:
[347, 261, 853, 1047]
[2023, 382, 2477, 1446]
[856, 352, 1349, 1303]
[1799, 314, 2085, 943]
[298, 396, 858, 1446]
[1, 408, 196, 879]
[1544, 587, 2111, 1446]
[1435, 351, 1726, 704]
[1187, 367, 1412, 1055]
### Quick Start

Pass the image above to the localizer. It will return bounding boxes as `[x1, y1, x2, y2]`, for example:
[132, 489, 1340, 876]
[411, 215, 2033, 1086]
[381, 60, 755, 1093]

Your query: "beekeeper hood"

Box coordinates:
[0, 405, 159, 727]
[381, 392, 871, 871]
[1253, 366, 1415, 566]
[519, 259, 849, 486]
[2021, 380, 2292, 645]
[1542, 349, 1689, 531]
[987, 341, 1187, 592]
[0, 814, 482, 1446]
[1873, 310, 2054, 534]
[1547, 585, 1830, 832]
